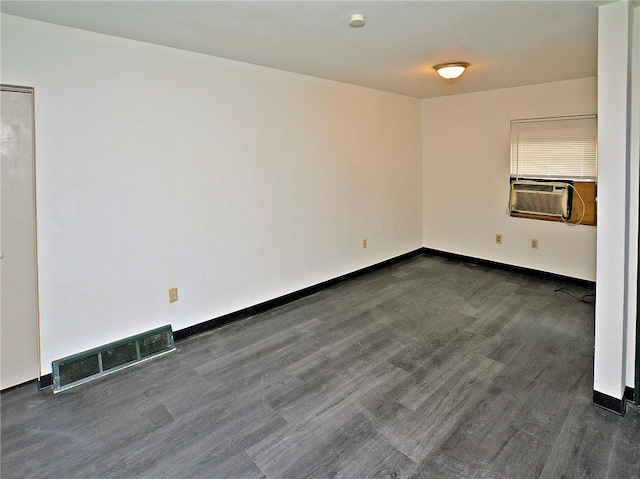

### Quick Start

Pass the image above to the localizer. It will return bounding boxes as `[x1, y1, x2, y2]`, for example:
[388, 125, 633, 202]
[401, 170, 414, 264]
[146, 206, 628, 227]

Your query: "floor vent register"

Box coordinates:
[52, 325, 175, 393]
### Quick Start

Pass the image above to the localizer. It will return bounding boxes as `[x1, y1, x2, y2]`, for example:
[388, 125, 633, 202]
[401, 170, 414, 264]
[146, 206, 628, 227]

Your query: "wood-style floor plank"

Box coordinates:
[1, 253, 638, 479]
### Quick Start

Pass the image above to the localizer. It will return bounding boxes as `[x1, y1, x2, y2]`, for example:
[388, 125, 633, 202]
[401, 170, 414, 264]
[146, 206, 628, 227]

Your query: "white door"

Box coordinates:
[1, 86, 40, 389]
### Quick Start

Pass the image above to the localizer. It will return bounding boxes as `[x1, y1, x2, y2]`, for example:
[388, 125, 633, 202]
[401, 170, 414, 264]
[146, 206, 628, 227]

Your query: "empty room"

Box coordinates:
[1, 1, 638, 478]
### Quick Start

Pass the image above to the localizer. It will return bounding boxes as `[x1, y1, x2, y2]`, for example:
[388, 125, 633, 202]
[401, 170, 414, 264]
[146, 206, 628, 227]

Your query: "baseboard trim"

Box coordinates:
[423, 248, 595, 287]
[18, 247, 597, 391]
[1, 374, 53, 393]
[0, 378, 40, 394]
[39, 374, 52, 389]
[624, 386, 635, 403]
[173, 248, 425, 342]
[593, 390, 627, 415]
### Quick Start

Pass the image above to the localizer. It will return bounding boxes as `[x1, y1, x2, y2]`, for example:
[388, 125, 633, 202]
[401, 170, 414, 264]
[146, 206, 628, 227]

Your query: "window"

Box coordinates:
[509, 115, 597, 225]
[510, 115, 597, 180]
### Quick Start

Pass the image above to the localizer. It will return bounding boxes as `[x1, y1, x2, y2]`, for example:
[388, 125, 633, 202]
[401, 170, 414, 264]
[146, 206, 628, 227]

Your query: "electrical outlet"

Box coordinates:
[363, 239, 367, 249]
[169, 287, 178, 303]
[531, 239, 539, 249]
[495, 234, 503, 244]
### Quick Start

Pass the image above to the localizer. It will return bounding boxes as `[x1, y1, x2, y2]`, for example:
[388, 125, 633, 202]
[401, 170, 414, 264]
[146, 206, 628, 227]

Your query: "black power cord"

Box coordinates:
[554, 284, 596, 304]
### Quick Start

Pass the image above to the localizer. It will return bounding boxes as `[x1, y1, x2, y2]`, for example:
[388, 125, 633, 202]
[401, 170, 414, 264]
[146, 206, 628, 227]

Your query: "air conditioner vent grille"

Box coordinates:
[510, 180, 571, 217]
[513, 183, 555, 192]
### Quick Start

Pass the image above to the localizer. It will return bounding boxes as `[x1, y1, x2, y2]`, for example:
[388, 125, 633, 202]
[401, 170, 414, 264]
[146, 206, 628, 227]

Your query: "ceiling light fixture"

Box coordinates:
[349, 14, 365, 28]
[434, 62, 469, 80]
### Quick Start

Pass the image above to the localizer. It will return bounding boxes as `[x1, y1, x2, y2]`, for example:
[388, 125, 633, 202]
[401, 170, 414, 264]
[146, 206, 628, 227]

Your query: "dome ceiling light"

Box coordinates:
[434, 62, 469, 80]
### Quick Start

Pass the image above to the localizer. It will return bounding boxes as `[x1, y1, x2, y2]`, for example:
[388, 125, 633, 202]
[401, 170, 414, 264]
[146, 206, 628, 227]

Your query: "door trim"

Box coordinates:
[1, 84, 41, 385]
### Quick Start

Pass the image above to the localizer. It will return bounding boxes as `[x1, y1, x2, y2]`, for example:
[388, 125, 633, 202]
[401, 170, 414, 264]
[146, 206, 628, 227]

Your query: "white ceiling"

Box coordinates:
[0, 1, 611, 99]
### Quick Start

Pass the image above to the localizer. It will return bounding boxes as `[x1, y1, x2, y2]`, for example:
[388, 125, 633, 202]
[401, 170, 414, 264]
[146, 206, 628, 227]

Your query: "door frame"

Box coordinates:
[1, 84, 41, 389]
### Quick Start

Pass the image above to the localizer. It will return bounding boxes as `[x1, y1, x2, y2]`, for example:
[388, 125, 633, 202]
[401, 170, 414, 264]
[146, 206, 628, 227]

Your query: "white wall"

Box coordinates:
[594, 0, 638, 400]
[629, 2, 640, 392]
[1, 15, 423, 373]
[422, 78, 597, 281]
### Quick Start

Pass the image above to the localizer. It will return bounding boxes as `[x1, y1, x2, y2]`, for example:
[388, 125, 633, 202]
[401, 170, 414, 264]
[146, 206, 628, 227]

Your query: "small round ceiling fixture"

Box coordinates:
[434, 62, 469, 80]
[349, 14, 366, 28]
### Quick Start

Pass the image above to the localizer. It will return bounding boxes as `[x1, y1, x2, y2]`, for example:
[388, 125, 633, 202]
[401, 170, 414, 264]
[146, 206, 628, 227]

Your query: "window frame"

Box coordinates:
[510, 114, 597, 182]
[509, 114, 597, 226]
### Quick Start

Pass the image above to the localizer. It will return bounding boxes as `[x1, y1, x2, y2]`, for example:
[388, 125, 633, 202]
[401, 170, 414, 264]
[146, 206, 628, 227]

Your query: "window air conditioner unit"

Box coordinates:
[510, 180, 570, 217]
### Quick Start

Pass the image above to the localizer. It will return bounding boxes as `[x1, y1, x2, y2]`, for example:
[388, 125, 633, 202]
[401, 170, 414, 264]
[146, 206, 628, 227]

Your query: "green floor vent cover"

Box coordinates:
[52, 325, 175, 393]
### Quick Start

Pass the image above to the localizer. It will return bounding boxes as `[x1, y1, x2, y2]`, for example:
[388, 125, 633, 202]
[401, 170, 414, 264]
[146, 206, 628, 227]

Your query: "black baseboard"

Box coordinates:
[0, 375, 52, 393]
[174, 248, 425, 342]
[24, 250, 424, 389]
[164, 247, 599, 343]
[39, 374, 52, 389]
[12, 247, 599, 393]
[0, 378, 40, 394]
[624, 386, 635, 403]
[423, 248, 595, 287]
[593, 390, 627, 416]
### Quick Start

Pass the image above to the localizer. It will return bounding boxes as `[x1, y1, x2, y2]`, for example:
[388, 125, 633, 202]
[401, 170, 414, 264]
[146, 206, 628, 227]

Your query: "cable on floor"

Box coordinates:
[554, 284, 595, 304]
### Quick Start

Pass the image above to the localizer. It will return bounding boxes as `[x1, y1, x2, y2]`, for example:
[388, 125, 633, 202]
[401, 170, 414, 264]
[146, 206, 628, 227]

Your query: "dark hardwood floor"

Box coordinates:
[2, 254, 639, 478]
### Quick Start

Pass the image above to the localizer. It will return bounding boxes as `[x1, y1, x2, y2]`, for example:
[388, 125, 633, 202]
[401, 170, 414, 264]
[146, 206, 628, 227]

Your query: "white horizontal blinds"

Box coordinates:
[510, 115, 597, 180]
